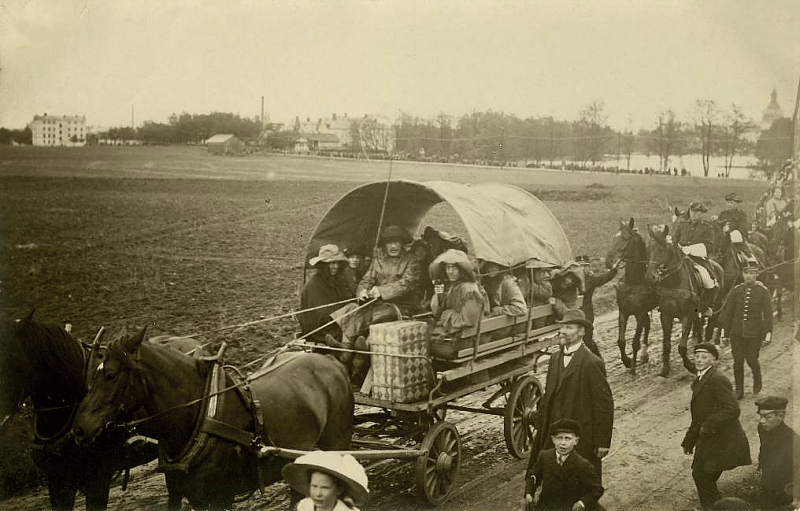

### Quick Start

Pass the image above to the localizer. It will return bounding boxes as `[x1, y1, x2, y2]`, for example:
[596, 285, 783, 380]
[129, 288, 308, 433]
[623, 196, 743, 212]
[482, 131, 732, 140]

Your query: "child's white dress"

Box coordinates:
[295, 497, 360, 511]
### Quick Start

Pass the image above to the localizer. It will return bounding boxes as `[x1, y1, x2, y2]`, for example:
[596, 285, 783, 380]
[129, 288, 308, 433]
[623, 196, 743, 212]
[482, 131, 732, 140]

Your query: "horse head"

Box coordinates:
[645, 224, 681, 283]
[73, 326, 149, 446]
[606, 218, 640, 269]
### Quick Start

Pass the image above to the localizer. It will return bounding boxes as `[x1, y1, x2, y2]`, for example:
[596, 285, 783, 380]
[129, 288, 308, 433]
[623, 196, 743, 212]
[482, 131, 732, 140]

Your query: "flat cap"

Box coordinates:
[689, 202, 708, 212]
[550, 418, 581, 436]
[724, 193, 742, 202]
[694, 342, 719, 359]
[755, 395, 788, 412]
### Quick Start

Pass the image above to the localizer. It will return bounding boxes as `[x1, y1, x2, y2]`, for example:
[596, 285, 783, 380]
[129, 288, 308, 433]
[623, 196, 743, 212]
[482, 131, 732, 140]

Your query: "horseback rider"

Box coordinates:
[670, 202, 718, 316]
[715, 193, 753, 258]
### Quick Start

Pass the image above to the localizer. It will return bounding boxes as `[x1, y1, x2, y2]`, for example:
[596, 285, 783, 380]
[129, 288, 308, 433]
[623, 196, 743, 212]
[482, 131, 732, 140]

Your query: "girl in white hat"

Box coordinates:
[282, 451, 369, 511]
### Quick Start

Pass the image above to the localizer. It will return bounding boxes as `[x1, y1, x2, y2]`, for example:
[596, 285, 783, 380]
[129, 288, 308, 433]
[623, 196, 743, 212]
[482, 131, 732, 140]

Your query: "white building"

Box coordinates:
[29, 114, 87, 146]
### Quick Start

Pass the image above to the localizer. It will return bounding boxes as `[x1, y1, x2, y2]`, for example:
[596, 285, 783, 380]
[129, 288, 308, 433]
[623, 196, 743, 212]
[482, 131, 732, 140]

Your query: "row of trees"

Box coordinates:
[393, 100, 793, 176]
[1, 103, 792, 175]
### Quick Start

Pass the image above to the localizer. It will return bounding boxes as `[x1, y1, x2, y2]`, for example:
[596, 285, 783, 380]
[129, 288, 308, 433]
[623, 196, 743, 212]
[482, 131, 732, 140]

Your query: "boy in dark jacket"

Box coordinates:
[524, 418, 604, 511]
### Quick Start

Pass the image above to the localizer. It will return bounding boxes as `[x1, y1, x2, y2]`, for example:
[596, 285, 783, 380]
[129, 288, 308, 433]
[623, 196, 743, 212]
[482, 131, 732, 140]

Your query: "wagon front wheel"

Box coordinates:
[503, 374, 542, 459]
[414, 420, 461, 506]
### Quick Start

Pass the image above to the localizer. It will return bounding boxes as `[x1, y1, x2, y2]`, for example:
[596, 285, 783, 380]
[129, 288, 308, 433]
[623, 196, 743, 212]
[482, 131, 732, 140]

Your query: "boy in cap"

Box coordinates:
[755, 395, 799, 508]
[682, 343, 751, 510]
[524, 418, 604, 511]
[719, 261, 772, 399]
[529, 309, 614, 484]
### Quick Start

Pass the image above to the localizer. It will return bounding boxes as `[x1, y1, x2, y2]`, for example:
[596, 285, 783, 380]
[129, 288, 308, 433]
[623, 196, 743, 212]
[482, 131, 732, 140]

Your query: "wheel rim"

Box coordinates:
[504, 375, 543, 458]
[415, 421, 461, 505]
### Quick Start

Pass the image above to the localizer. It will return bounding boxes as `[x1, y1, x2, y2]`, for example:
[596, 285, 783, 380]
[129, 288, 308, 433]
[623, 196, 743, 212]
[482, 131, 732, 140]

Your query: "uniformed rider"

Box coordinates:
[671, 202, 717, 316]
[716, 193, 752, 257]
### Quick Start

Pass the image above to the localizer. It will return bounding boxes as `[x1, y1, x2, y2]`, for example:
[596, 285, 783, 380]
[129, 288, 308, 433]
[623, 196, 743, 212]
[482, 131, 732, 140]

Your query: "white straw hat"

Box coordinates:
[282, 451, 369, 505]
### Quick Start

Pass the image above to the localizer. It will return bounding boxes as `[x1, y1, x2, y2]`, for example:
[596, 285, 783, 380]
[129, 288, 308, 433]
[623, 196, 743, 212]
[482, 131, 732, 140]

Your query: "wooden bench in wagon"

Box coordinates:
[285, 179, 574, 505]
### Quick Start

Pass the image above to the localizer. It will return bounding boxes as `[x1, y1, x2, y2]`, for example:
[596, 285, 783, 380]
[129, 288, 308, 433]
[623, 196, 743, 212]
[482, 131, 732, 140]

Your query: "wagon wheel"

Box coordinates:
[414, 421, 461, 506]
[503, 374, 543, 459]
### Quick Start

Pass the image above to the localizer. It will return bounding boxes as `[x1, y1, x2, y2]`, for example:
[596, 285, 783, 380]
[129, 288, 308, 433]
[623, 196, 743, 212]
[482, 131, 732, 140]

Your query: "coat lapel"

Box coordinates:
[692, 366, 713, 402]
[557, 345, 587, 387]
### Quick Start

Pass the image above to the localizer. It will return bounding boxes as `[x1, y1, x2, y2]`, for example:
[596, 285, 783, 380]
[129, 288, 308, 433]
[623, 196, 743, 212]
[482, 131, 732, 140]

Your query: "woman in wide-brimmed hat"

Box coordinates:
[428, 249, 487, 335]
[298, 244, 353, 343]
[550, 261, 586, 309]
[282, 451, 369, 511]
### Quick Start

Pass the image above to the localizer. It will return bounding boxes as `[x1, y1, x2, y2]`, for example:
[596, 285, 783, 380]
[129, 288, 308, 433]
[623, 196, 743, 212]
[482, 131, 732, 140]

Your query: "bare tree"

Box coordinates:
[720, 104, 753, 177]
[575, 100, 608, 166]
[435, 113, 453, 158]
[693, 99, 718, 177]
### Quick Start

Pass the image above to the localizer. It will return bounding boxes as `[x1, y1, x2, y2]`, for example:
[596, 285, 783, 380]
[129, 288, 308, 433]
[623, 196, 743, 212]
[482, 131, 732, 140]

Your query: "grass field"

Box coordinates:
[0, 145, 770, 498]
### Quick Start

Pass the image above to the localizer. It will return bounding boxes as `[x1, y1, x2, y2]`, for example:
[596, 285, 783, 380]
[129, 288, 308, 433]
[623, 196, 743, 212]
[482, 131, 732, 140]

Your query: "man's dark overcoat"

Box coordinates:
[672, 219, 715, 253]
[526, 448, 604, 511]
[758, 421, 799, 505]
[528, 345, 614, 472]
[681, 367, 751, 472]
[718, 208, 748, 235]
[298, 269, 352, 339]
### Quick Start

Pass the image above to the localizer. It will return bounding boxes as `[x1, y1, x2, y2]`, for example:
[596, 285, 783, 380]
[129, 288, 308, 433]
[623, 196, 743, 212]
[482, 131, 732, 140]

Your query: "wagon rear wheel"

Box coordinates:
[414, 421, 461, 506]
[503, 374, 542, 459]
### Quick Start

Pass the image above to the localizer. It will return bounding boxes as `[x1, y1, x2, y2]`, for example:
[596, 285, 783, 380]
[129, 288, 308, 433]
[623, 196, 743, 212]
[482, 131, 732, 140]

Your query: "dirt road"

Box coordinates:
[4, 302, 795, 511]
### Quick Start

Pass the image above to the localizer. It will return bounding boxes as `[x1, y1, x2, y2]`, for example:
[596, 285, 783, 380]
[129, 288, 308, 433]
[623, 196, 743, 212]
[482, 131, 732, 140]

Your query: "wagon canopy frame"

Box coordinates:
[305, 179, 572, 269]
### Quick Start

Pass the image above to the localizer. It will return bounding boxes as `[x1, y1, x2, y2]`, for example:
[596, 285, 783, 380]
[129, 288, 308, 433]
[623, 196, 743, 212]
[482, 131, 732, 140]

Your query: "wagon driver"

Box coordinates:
[327, 225, 422, 368]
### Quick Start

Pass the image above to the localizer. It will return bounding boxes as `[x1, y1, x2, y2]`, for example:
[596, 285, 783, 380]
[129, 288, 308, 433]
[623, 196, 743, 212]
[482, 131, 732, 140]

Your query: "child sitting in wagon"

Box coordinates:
[282, 451, 369, 511]
[428, 249, 488, 339]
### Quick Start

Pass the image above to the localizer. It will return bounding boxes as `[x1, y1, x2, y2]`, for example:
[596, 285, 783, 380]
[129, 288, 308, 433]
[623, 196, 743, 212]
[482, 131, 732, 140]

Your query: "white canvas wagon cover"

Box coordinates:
[305, 180, 572, 268]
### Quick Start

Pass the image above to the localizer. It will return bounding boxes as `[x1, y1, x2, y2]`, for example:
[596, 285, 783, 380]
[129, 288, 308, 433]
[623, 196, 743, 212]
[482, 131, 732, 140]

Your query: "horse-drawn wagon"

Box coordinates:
[67, 179, 575, 509]
[280, 179, 574, 505]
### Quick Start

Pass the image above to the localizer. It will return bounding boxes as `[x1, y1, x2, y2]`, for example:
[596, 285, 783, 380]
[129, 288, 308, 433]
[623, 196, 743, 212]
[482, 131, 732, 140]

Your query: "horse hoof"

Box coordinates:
[659, 367, 670, 378]
[640, 352, 650, 365]
[621, 357, 632, 369]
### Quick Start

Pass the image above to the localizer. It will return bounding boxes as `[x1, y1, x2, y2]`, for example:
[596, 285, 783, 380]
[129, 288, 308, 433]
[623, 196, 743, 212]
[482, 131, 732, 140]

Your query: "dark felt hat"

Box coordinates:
[689, 202, 708, 212]
[755, 395, 788, 413]
[694, 342, 719, 359]
[550, 418, 581, 436]
[724, 193, 742, 203]
[556, 309, 593, 330]
[379, 225, 411, 244]
[343, 243, 367, 257]
[575, 255, 591, 266]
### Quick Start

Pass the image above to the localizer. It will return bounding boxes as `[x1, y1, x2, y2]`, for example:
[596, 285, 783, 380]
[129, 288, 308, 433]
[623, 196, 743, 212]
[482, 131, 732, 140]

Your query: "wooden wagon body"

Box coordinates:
[285, 179, 573, 504]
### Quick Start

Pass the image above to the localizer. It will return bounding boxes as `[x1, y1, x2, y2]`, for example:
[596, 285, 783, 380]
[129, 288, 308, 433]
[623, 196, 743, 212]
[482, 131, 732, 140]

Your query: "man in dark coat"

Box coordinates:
[716, 193, 752, 257]
[681, 343, 751, 510]
[578, 255, 618, 358]
[717, 193, 749, 237]
[298, 244, 353, 343]
[755, 395, 799, 508]
[719, 261, 772, 398]
[672, 202, 718, 316]
[524, 418, 604, 511]
[528, 309, 614, 482]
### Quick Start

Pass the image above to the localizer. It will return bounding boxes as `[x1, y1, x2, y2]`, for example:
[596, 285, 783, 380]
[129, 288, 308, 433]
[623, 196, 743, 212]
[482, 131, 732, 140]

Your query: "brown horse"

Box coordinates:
[645, 225, 725, 376]
[0, 312, 167, 511]
[605, 219, 658, 376]
[72, 328, 354, 511]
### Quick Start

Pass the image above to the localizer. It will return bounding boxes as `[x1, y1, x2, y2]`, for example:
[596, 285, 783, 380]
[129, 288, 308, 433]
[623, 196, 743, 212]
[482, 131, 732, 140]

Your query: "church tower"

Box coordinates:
[761, 88, 784, 130]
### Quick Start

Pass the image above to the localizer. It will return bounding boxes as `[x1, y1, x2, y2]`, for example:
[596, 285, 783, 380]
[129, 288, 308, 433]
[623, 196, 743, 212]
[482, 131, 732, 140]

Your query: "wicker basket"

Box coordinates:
[369, 320, 431, 403]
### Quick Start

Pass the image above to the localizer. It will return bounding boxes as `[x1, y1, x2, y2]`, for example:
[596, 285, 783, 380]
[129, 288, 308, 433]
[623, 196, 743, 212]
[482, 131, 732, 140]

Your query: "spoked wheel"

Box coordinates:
[503, 374, 543, 459]
[414, 421, 461, 506]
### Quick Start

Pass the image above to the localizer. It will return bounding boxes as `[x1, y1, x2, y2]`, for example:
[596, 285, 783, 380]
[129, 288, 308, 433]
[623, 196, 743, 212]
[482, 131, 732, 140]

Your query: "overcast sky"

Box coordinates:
[1, 0, 797, 131]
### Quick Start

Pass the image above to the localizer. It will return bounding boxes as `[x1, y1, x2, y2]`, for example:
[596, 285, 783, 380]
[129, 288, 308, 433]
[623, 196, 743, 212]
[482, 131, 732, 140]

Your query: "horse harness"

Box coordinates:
[154, 352, 302, 491]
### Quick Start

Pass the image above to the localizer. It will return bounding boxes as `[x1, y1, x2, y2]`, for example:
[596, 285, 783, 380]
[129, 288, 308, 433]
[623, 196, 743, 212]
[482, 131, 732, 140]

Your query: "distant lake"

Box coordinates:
[597, 153, 764, 180]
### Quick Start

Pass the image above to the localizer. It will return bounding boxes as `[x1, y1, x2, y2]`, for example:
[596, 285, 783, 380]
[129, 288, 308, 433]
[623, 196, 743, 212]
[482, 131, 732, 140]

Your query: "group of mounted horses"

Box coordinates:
[0, 211, 794, 511]
[606, 210, 795, 378]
